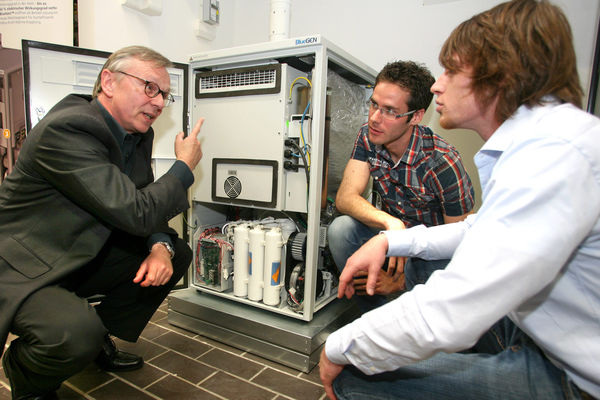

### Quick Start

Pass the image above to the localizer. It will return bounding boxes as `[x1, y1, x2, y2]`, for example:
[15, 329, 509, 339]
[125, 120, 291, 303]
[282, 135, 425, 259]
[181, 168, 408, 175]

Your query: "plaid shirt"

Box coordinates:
[351, 124, 474, 227]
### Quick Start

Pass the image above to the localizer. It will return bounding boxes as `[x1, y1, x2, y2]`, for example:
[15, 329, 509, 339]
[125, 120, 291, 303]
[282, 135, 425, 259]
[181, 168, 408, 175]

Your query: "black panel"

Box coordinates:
[211, 158, 279, 208]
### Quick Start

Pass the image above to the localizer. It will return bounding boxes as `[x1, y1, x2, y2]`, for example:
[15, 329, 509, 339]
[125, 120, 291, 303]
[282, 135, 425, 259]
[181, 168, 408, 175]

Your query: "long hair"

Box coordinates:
[92, 46, 172, 98]
[439, 0, 583, 123]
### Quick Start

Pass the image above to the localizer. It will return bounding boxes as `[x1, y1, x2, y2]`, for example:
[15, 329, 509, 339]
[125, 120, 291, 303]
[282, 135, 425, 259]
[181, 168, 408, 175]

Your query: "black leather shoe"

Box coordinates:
[94, 335, 143, 372]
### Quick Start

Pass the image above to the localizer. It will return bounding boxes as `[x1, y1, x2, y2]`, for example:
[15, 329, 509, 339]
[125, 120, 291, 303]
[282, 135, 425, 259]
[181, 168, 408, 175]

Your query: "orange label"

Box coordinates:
[2, 129, 9, 138]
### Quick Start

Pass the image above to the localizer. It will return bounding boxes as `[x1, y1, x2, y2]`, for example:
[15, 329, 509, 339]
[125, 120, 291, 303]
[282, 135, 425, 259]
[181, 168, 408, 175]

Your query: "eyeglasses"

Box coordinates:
[367, 99, 415, 120]
[116, 70, 174, 107]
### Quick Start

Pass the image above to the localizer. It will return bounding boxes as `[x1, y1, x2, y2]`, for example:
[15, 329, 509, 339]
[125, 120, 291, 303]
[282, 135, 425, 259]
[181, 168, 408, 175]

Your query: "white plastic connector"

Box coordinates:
[121, 0, 162, 16]
[194, 19, 217, 41]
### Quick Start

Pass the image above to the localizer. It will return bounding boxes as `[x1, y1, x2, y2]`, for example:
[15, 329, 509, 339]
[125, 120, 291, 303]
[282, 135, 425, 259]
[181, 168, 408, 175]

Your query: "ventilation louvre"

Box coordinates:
[195, 64, 282, 98]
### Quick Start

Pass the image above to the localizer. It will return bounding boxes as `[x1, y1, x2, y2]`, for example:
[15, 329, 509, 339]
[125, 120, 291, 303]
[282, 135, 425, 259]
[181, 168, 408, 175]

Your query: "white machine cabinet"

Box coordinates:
[186, 36, 376, 322]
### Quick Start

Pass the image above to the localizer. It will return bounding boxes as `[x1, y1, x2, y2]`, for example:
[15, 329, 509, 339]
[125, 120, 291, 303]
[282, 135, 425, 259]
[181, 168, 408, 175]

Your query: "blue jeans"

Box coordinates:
[328, 215, 448, 311]
[333, 336, 583, 400]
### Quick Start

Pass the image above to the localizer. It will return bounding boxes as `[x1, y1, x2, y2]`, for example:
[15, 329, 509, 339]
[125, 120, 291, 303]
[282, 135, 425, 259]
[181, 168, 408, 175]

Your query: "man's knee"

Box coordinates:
[13, 287, 106, 367]
[328, 216, 375, 272]
[328, 215, 355, 245]
[327, 215, 374, 248]
[59, 305, 106, 363]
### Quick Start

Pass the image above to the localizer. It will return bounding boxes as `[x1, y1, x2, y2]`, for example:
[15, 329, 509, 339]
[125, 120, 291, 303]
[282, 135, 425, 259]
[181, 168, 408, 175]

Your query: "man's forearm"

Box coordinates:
[337, 194, 402, 231]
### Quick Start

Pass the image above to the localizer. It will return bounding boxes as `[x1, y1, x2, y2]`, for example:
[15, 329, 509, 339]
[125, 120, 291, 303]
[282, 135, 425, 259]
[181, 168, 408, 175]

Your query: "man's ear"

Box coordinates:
[409, 108, 425, 126]
[99, 69, 116, 98]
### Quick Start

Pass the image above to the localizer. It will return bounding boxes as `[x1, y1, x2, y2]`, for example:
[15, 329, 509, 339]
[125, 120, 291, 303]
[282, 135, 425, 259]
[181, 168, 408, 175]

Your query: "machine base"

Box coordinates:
[167, 288, 360, 372]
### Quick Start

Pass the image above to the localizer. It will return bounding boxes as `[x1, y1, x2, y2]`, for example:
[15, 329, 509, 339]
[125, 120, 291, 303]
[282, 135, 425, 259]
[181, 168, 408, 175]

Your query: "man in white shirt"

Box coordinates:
[319, 1, 600, 399]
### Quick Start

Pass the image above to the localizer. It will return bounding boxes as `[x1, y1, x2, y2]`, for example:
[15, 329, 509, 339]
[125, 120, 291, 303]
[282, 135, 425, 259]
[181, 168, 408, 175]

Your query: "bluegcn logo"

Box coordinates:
[295, 36, 318, 45]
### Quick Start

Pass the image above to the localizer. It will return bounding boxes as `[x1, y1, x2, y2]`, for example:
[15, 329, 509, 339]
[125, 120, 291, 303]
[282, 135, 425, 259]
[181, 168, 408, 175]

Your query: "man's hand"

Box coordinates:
[383, 217, 406, 232]
[338, 233, 389, 299]
[133, 243, 174, 287]
[175, 117, 204, 170]
[352, 256, 406, 295]
[320, 348, 344, 400]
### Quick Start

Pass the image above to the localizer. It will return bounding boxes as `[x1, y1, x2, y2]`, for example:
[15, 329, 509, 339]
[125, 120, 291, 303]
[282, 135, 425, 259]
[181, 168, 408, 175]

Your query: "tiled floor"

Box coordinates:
[0, 295, 326, 400]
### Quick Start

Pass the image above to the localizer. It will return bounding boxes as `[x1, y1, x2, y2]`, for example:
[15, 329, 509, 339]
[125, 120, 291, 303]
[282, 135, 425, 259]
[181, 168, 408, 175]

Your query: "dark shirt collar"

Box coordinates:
[94, 98, 141, 149]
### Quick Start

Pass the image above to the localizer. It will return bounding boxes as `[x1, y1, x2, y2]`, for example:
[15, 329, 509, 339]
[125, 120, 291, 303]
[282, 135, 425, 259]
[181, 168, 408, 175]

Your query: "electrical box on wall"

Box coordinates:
[203, 0, 220, 24]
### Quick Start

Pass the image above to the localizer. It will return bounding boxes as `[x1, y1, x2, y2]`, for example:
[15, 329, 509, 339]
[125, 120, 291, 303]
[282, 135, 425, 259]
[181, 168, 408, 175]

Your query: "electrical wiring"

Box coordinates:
[286, 138, 310, 186]
[182, 212, 198, 230]
[300, 100, 311, 166]
[288, 76, 312, 100]
[195, 227, 234, 286]
[288, 76, 313, 169]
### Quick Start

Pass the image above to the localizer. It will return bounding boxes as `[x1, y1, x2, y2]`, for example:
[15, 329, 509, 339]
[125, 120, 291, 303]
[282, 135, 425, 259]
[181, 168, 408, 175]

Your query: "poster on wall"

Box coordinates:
[0, 0, 73, 49]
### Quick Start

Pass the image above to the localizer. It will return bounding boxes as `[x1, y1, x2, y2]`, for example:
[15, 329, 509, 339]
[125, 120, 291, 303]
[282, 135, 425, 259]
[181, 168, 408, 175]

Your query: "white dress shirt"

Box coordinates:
[325, 101, 600, 397]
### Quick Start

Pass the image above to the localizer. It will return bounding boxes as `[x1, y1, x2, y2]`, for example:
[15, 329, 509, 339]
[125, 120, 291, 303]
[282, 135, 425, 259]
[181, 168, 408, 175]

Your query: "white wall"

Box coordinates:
[78, 0, 600, 206]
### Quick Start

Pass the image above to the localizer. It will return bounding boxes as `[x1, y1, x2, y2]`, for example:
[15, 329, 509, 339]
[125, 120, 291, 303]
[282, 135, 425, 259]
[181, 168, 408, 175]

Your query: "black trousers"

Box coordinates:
[4, 231, 192, 396]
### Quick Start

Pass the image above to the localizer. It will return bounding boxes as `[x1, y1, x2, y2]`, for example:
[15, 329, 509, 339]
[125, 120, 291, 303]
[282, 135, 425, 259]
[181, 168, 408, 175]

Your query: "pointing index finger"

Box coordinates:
[188, 117, 205, 139]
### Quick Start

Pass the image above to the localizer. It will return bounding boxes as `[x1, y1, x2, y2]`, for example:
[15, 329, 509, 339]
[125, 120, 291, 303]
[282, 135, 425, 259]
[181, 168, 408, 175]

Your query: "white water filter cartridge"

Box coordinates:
[263, 227, 283, 306]
[233, 224, 249, 297]
[248, 226, 265, 301]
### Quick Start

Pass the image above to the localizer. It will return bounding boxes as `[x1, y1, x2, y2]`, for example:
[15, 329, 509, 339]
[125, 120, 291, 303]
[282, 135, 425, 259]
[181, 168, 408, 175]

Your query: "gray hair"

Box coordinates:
[93, 45, 173, 98]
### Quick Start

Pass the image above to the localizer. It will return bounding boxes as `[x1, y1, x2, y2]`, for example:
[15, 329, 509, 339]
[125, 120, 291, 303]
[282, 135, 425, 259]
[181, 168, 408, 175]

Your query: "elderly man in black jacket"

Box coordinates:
[0, 45, 204, 399]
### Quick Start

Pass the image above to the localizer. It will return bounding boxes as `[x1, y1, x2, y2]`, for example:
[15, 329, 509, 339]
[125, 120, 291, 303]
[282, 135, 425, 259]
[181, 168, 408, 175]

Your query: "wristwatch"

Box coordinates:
[154, 241, 175, 259]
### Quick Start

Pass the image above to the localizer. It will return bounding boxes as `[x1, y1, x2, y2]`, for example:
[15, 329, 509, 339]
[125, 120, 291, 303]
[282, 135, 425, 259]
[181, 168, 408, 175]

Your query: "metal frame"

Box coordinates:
[188, 35, 376, 321]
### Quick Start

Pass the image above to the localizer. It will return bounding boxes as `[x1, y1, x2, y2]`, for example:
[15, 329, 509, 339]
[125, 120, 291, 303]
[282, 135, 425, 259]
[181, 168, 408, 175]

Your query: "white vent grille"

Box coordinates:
[199, 69, 277, 94]
[75, 61, 103, 88]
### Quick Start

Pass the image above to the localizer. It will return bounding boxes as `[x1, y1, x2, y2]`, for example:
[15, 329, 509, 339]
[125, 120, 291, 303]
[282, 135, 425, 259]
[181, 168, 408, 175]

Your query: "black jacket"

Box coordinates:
[0, 94, 188, 354]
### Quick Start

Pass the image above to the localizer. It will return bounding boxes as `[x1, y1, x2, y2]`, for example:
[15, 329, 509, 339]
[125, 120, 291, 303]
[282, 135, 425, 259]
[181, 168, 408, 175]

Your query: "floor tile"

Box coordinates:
[149, 350, 216, 384]
[201, 371, 276, 400]
[112, 336, 169, 362]
[151, 331, 211, 358]
[56, 384, 88, 399]
[113, 363, 168, 389]
[251, 368, 324, 400]
[146, 375, 220, 399]
[150, 309, 168, 323]
[140, 322, 170, 341]
[303, 363, 323, 385]
[154, 319, 197, 338]
[66, 363, 114, 393]
[198, 348, 264, 380]
[243, 352, 300, 376]
[88, 378, 155, 400]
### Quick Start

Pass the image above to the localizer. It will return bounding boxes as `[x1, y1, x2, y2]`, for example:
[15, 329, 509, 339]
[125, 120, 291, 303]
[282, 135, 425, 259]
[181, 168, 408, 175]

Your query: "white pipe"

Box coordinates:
[269, 0, 291, 41]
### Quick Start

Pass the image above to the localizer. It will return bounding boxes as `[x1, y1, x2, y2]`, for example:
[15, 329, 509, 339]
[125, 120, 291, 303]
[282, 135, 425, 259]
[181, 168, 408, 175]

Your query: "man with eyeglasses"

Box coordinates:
[0, 46, 204, 398]
[328, 61, 474, 311]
